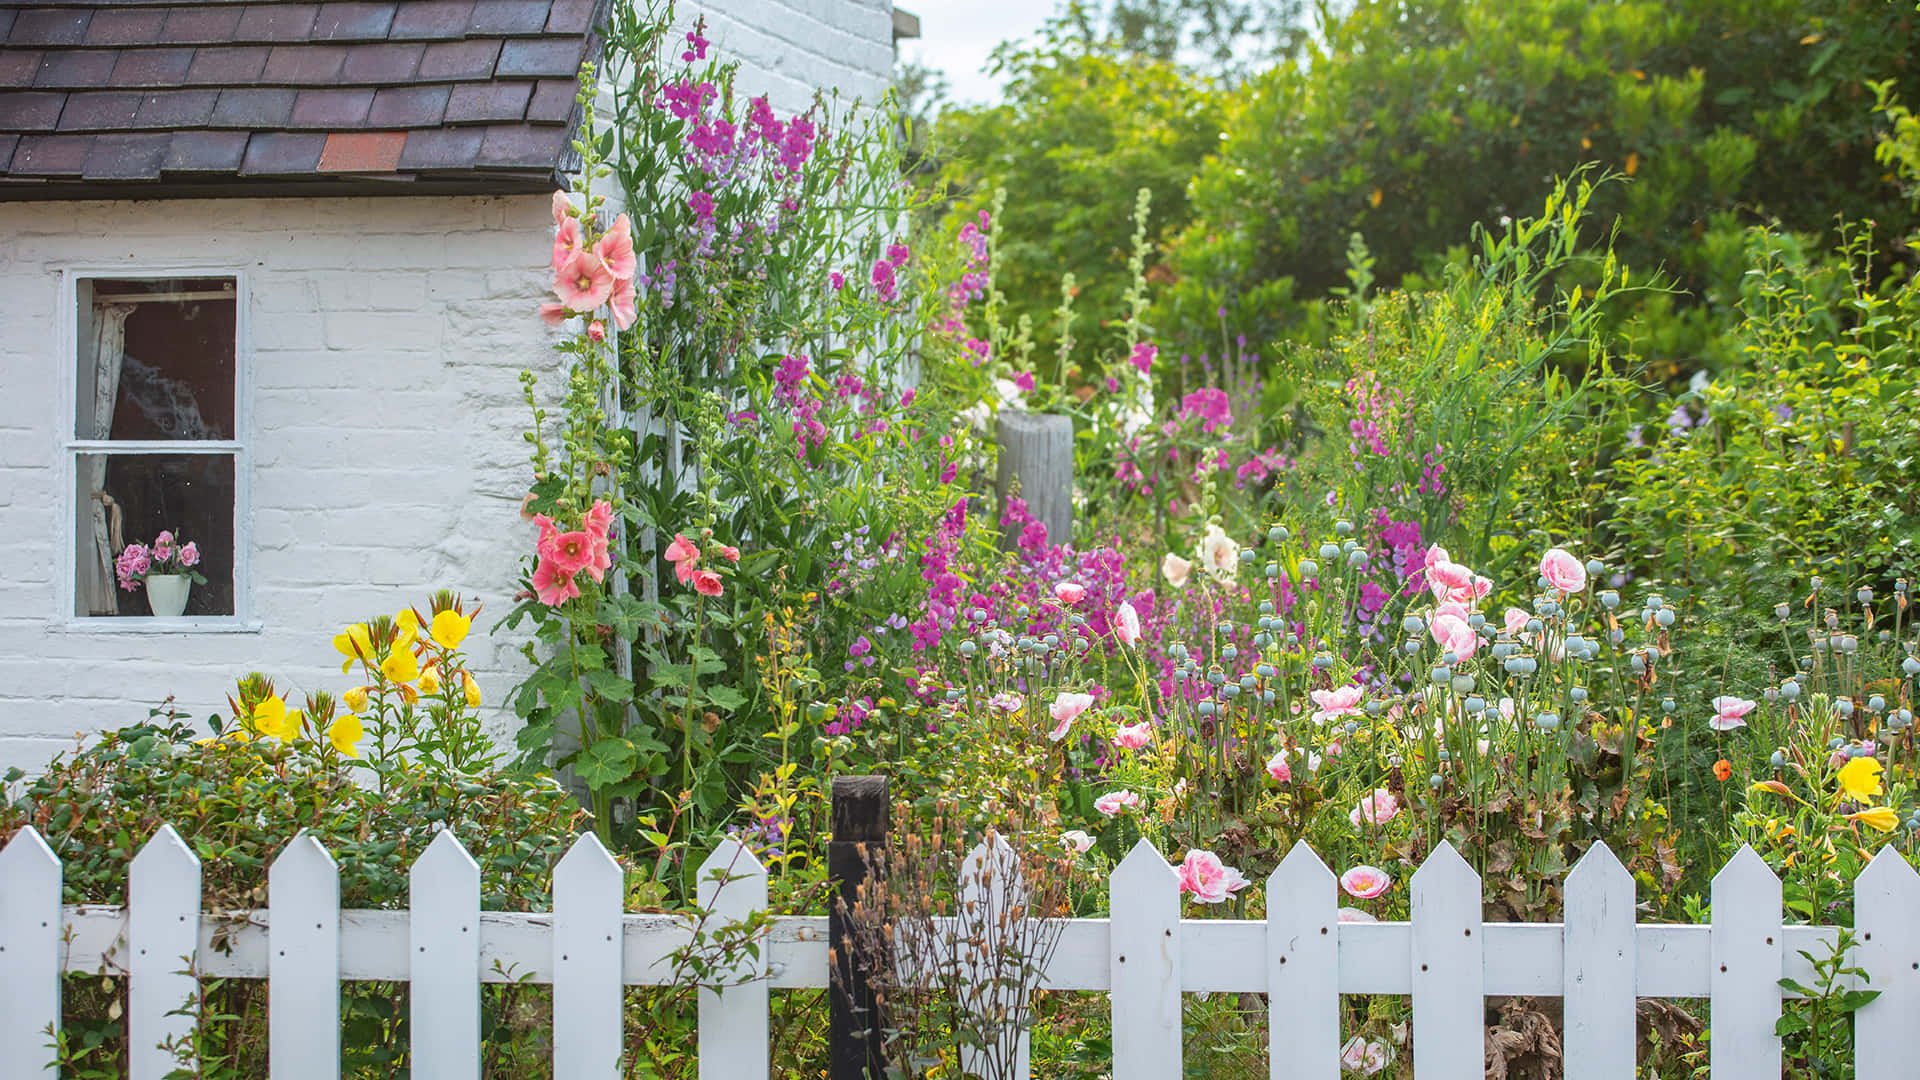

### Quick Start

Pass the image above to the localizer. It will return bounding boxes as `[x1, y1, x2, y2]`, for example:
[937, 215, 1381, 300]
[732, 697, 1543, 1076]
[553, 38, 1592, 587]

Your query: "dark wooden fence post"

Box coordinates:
[996, 410, 1074, 549]
[829, 775, 889, 1080]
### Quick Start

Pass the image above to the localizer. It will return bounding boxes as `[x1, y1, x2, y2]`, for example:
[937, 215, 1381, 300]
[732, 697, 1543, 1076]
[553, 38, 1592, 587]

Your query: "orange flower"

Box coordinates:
[1713, 759, 1733, 782]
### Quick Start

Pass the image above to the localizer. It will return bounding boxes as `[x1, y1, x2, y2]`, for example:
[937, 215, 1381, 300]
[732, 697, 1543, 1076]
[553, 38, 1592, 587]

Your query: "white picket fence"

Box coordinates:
[4, 826, 1920, 1080]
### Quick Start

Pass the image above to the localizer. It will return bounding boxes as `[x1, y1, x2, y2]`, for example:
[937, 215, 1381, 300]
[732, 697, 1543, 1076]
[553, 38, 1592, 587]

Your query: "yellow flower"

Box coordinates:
[250, 695, 299, 741]
[394, 609, 420, 649]
[462, 670, 481, 708]
[1847, 806, 1900, 833]
[381, 647, 420, 684]
[328, 713, 364, 758]
[342, 686, 369, 714]
[332, 623, 373, 673]
[419, 665, 441, 695]
[1837, 756, 1885, 802]
[430, 609, 472, 649]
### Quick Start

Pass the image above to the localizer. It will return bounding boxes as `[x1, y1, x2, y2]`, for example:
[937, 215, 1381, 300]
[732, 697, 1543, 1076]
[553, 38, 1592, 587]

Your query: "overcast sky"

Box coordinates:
[898, 0, 1059, 107]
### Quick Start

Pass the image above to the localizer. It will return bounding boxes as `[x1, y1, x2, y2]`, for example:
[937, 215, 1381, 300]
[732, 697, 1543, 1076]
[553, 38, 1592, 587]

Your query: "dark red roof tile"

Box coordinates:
[475, 121, 563, 167]
[317, 129, 403, 171]
[209, 86, 295, 127]
[58, 91, 143, 130]
[10, 133, 90, 175]
[235, 4, 319, 43]
[162, 129, 249, 171]
[396, 124, 481, 169]
[312, 2, 395, 41]
[418, 38, 499, 80]
[261, 44, 347, 83]
[526, 78, 574, 123]
[83, 131, 171, 179]
[0, 91, 64, 130]
[496, 36, 583, 79]
[367, 83, 449, 127]
[289, 87, 371, 127]
[32, 49, 117, 88]
[132, 89, 220, 128]
[239, 130, 324, 174]
[340, 41, 422, 83]
[109, 49, 198, 88]
[469, 0, 550, 36]
[185, 46, 270, 84]
[85, 8, 169, 46]
[0, 134, 17, 170]
[159, 6, 244, 45]
[388, 0, 474, 39]
[544, 0, 594, 35]
[0, 51, 41, 89]
[11, 9, 92, 47]
[445, 79, 529, 123]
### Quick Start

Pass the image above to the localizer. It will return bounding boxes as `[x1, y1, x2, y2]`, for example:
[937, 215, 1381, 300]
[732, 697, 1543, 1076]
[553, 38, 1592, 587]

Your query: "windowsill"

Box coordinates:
[53, 618, 264, 635]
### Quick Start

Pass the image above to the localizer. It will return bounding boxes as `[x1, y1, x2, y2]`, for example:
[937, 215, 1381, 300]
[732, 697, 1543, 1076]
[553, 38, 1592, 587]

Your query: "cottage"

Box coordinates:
[0, 0, 905, 770]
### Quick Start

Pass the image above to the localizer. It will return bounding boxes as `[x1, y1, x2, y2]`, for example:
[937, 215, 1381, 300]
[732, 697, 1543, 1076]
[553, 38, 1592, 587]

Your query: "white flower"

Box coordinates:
[1060, 829, 1094, 854]
[1162, 552, 1193, 589]
[1197, 523, 1238, 584]
[958, 401, 991, 433]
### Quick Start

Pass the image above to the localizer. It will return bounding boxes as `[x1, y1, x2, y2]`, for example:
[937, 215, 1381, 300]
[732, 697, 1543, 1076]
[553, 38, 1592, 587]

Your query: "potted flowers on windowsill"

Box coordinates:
[116, 530, 205, 617]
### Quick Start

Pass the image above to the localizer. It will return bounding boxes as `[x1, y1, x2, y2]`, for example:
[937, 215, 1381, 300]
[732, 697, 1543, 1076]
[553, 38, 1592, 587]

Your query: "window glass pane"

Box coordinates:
[76, 277, 236, 441]
[75, 452, 235, 617]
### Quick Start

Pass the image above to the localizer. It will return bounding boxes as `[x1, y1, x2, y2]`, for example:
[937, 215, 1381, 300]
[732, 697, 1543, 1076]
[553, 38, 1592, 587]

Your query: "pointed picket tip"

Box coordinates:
[1857, 843, 1920, 890]
[698, 836, 766, 881]
[131, 823, 200, 873]
[1116, 836, 1175, 872]
[411, 827, 479, 881]
[269, 832, 336, 878]
[0, 823, 59, 868]
[1410, 839, 1476, 888]
[556, 831, 621, 879]
[1566, 841, 1631, 888]
[1269, 839, 1334, 891]
[1711, 844, 1778, 892]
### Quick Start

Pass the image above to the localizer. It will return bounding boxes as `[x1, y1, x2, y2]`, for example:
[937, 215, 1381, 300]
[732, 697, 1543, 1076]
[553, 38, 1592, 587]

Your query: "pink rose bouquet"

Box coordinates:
[115, 529, 207, 591]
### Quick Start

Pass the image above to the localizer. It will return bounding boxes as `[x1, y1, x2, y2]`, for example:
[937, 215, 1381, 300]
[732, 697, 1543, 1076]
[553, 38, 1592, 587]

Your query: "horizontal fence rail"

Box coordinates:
[5, 826, 1920, 1079]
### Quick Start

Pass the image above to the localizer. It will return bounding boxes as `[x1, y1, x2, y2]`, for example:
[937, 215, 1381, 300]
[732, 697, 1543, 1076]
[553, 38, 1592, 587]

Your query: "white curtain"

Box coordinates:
[84, 304, 133, 616]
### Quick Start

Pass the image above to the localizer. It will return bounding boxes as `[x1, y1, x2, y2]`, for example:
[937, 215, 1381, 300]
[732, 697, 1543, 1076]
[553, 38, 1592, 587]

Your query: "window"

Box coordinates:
[68, 275, 244, 622]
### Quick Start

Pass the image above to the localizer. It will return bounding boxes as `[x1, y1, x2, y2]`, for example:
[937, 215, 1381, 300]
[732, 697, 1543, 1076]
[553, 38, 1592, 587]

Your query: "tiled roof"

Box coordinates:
[0, 0, 607, 198]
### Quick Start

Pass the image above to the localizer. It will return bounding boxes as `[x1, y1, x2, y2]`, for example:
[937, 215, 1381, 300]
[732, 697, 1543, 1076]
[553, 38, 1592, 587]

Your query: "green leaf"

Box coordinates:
[585, 668, 635, 701]
[574, 737, 638, 790]
[704, 684, 749, 712]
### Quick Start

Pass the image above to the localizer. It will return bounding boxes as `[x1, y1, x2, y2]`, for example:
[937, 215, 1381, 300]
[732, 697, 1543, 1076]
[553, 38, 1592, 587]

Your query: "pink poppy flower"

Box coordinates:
[1055, 581, 1086, 604]
[1339, 865, 1392, 899]
[1061, 829, 1094, 854]
[552, 216, 584, 273]
[1114, 600, 1143, 645]
[1540, 547, 1587, 594]
[1340, 1036, 1392, 1076]
[1176, 849, 1250, 904]
[1264, 750, 1292, 783]
[608, 275, 637, 330]
[1048, 692, 1095, 741]
[1503, 606, 1531, 638]
[554, 250, 615, 312]
[1423, 544, 1451, 568]
[1430, 611, 1477, 660]
[1337, 907, 1378, 923]
[594, 213, 636, 280]
[1710, 696, 1756, 731]
[178, 541, 199, 568]
[1426, 559, 1476, 603]
[692, 569, 724, 596]
[1112, 721, 1152, 750]
[1350, 789, 1400, 828]
[532, 556, 580, 606]
[1309, 684, 1364, 724]
[1093, 790, 1142, 817]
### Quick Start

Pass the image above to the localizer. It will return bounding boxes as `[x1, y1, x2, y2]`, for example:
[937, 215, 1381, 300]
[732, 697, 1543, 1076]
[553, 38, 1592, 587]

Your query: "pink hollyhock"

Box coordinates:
[1430, 611, 1477, 660]
[1114, 600, 1143, 646]
[587, 320, 606, 343]
[554, 250, 615, 312]
[1112, 722, 1152, 751]
[1093, 790, 1142, 817]
[692, 569, 724, 596]
[1309, 684, 1364, 724]
[178, 541, 199, 568]
[1048, 692, 1095, 741]
[582, 500, 613, 583]
[552, 216, 584, 273]
[608, 275, 637, 330]
[1055, 581, 1086, 604]
[539, 302, 568, 326]
[551, 189, 572, 225]
[1710, 696, 1756, 731]
[664, 533, 700, 583]
[547, 530, 593, 575]
[1350, 789, 1400, 828]
[1340, 865, 1392, 899]
[717, 544, 740, 562]
[1264, 750, 1292, 783]
[1540, 547, 1587, 594]
[594, 213, 636, 280]
[152, 530, 174, 561]
[532, 556, 580, 605]
[1177, 849, 1249, 904]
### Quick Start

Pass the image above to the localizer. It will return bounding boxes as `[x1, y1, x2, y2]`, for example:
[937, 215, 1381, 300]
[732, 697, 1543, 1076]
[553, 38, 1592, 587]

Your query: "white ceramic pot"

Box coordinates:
[146, 574, 190, 618]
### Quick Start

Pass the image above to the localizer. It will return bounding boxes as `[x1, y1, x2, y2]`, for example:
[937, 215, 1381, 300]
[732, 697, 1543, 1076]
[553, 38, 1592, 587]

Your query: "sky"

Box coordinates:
[897, 0, 1060, 107]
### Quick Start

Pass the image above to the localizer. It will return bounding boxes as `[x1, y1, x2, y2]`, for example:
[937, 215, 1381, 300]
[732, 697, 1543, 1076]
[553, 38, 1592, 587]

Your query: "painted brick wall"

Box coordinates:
[679, 0, 894, 115]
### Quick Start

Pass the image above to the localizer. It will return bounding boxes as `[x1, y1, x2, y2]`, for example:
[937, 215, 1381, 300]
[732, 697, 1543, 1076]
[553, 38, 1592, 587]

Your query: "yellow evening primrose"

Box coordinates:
[1847, 806, 1900, 833]
[1837, 756, 1885, 802]
[462, 670, 482, 708]
[419, 665, 441, 695]
[342, 686, 369, 714]
[332, 623, 373, 673]
[394, 609, 420, 649]
[328, 713, 364, 758]
[251, 695, 299, 741]
[381, 646, 420, 684]
[430, 609, 472, 649]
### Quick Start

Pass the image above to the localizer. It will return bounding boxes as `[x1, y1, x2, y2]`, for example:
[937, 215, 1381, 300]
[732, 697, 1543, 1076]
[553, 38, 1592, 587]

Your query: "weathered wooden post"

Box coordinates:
[995, 411, 1073, 549]
[829, 775, 889, 1080]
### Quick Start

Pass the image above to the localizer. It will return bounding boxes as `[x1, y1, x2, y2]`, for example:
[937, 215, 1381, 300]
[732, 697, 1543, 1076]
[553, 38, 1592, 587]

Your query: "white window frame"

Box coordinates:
[55, 266, 259, 634]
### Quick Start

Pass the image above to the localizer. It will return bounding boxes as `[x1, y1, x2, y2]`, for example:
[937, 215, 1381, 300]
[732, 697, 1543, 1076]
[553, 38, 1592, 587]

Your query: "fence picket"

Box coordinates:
[1853, 846, 1920, 1079]
[1710, 845, 1781, 1078]
[696, 838, 769, 1080]
[1562, 843, 1635, 1079]
[1110, 838, 1181, 1080]
[269, 834, 339, 1080]
[0, 826, 62, 1080]
[129, 825, 202, 1080]
[957, 835, 1031, 1080]
[1410, 841, 1481, 1080]
[554, 832, 624, 1080]
[410, 830, 481, 1080]
[1266, 840, 1337, 1080]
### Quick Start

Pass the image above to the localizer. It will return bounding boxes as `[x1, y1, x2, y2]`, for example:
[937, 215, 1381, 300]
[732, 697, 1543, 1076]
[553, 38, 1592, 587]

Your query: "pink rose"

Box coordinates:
[178, 541, 199, 568]
[1114, 600, 1143, 646]
[152, 531, 174, 561]
[1176, 849, 1250, 904]
[1710, 696, 1756, 731]
[1540, 547, 1587, 594]
[1054, 581, 1086, 605]
[1264, 750, 1292, 783]
[1350, 788, 1400, 828]
[1048, 692, 1095, 741]
[1309, 684, 1365, 724]
[1093, 790, 1142, 817]
[1112, 722, 1152, 751]
[1339, 865, 1392, 899]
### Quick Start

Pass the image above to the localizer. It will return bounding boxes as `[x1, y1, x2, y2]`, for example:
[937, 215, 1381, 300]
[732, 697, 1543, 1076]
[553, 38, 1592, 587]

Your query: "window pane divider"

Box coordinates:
[65, 440, 242, 454]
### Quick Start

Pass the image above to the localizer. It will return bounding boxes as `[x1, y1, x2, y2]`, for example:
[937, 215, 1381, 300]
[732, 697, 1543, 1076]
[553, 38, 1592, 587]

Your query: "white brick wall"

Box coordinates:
[0, 0, 899, 773]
